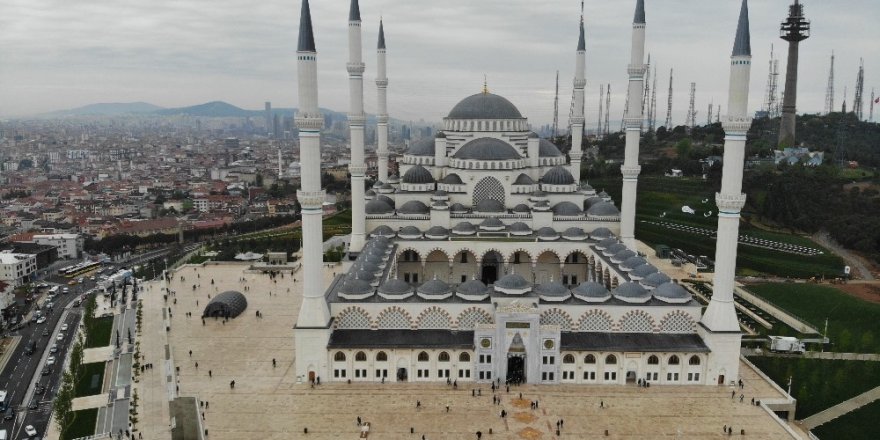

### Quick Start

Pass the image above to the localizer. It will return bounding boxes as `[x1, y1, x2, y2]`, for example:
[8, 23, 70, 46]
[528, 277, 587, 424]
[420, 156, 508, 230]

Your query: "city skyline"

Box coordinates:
[1, 0, 877, 126]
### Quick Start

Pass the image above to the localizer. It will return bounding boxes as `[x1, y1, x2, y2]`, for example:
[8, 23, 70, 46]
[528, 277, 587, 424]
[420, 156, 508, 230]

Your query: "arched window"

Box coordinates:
[668, 355, 680, 365]
[584, 354, 596, 364]
[355, 351, 367, 362]
[334, 352, 346, 362]
[605, 354, 617, 365]
[438, 352, 450, 362]
[459, 352, 471, 362]
[647, 355, 659, 365]
[689, 355, 701, 366]
[563, 354, 575, 364]
[376, 351, 388, 362]
[418, 351, 429, 362]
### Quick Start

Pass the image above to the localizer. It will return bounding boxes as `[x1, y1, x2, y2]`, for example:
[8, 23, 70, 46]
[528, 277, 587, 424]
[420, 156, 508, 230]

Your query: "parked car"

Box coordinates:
[25, 424, 37, 436]
[41, 368, 51, 376]
[2, 407, 13, 420]
[60, 324, 68, 332]
[56, 333, 64, 342]
[36, 317, 46, 325]
[49, 344, 57, 354]
[46, 356, 55, 366]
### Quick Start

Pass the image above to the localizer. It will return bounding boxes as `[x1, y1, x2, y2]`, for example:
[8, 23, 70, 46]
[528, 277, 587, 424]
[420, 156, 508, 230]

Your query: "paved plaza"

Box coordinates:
[133, 262, 807, 439]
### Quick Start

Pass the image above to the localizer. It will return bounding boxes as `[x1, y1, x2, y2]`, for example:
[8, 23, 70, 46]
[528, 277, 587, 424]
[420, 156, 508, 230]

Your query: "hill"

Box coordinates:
[47, 102, 164, 116]
[155, 101, 259, 117]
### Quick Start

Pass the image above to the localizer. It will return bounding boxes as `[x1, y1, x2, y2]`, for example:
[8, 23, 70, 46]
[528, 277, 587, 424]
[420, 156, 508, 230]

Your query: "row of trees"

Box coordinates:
[54, 295, 94, 438]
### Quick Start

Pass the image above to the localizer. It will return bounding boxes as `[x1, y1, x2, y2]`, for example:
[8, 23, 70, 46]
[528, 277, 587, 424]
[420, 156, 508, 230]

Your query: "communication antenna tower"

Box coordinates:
[665, 69, 674, 129]
[686, 82, 697, 129]
[553, 70, 560, 138]
[707, 101, 714, 126]
[604, 84, 611, 136]
[598, 84, 604, 137]
[854, 58, 865, 120]
[764, 45, 780, 117]
[642, 54, 651, 132]
[716, 105, 721, 124]
[824, 51, 835, 114]
[842, 86, 848, 113]
[870, 88, 876, 122]
[621, 85, 630, 132]
[649, 64, 658, 132]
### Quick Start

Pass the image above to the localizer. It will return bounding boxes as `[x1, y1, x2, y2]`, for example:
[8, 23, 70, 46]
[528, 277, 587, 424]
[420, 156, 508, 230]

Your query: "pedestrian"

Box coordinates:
[416, 400, 421, 409]
[478, 388, 481, 396]
[731, 390, 736, 399]
[476, 431, 482, 439]
[446, 405, 450, 413]
[195, 362, 198, 369]
[535, 400, 539, 409]
[272, 358, 276, 367]
[600, 400, 604, 408]
[230, 380, 235, 389]
[560, 419, 564, 427]
[472, 389, 475, 397]
[189, 350, 192, 357]
[357, 416, 362, 426]
[739, 394, 744, 403]
[519, 392, 522, 400]
[205, 401, 209, 409]
[208, 370, 212, 378]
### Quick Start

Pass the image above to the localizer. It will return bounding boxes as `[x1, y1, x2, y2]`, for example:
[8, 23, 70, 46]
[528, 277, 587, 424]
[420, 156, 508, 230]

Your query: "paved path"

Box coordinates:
[744, 349, 880, 362]
[812, 232, 875, 280]
[800, 385, 880, 429]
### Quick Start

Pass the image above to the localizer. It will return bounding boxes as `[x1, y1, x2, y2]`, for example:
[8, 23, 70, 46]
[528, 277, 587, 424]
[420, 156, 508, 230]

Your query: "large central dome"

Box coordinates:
[447, 93, 523, 119]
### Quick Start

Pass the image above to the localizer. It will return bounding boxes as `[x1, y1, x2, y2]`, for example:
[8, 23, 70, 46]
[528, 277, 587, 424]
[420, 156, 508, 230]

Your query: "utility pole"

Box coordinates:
[686, 82, 697, 129]
[553, 70, 560, 138]
[824, 51, 835, 114]
[854, 59, 865, 120]
[665, 68, 674, 129]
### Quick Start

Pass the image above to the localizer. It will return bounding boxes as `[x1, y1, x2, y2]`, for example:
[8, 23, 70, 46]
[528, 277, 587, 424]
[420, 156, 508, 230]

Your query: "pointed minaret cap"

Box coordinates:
[634, 0, 646, 24]
[732, 0, 751, 57]
[297, 0, 316, 52]
[349, 0, 361, 22]
[577, 19, 585, 51]
[378, 19, 386, 49]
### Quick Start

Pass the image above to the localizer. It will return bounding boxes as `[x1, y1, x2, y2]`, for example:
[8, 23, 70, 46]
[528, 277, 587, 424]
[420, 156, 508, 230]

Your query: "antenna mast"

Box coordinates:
[553, 70, 559, 138]
[598, 84, 604, 137]
[665, 68, 674, 129]
[707, 100, 714, 125]
[642, 54, 651, 132]
[649, 64, 658, 132]
[686, 82, 697, 129]
[871, 88, 876, 122]
[854, 58, 865, 120]
[765, 45, 780, 117]
[824, 51, 835, 114]
[604, 84, 611, 136]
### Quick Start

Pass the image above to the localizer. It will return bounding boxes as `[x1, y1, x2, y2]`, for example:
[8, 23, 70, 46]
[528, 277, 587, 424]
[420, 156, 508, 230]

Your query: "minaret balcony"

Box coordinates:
[570, 117, 585, 126]
[376, 79, 389, 87]
[721, 117, 753, 134]
[573, 78, 587, 88]
[620, 165, 641, 179]
[627, 65, 648, 77]
[297, 190, 326, 209]
[349, 164, 368, 176]
[295, 116, 324, 131]
[348, 114, 367, 125]
[347, 62, 366, 75]
[376, 115, 389, 124]
[715, 193, 747, 213]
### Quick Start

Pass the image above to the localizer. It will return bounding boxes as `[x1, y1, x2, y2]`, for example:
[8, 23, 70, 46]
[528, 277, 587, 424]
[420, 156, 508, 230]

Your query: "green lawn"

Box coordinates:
[85, 316, 113, 349]
[747, 357, 880, 419]
[61, 408, 98, 440]
[74, 362, 105, 397]
[590, 176, 844, 278]
[747, 283, 880, 353]
[812, 399, 880, 440]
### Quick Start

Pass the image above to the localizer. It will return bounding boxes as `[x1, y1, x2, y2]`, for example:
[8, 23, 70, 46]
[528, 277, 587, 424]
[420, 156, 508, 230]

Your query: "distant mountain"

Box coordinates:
[155, 101, 260, 117]
[47, 102, 164, 116]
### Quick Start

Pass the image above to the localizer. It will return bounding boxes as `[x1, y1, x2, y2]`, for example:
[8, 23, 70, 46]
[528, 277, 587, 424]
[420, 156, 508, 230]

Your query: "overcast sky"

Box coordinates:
[1, 0, 877, 126]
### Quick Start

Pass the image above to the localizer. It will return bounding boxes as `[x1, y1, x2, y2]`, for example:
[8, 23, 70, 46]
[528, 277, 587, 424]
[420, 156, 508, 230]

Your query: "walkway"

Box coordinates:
[811, 231, 875, 280]
[743, 349, 880, 362]
[800, 385, 880, 430]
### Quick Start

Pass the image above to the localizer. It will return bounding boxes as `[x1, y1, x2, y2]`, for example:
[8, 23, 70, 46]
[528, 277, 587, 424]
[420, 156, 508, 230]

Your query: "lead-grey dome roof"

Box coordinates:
[538, 139, 564, 157]
[630, 263, 659, 278]
[612, 249, 637, 263]
[541, 166, 575, 185]
[587, 202, 620, 217]
[447, 93, 523, 119]
[513, 173, 535, 185]
[495, 273, 530, 290]
[366, 199, 393, 214]
[480, 217, 504, 229]
[475, 199, 505, 213]
[376, 195, 395, 207]
[573, 282, 611, 301]
[339, 278, 374, 297]
[653, 282, 692, 303]
[642, 272, 672, 288]
[612, 282, 650, 302]
[402, 165, 434, 184]
[552, 201, 583, 216]
[453, 138, 521, 161]
[536, 282, 571, 300]
[452, 222, 476, 234]
[399, 226, 422, 237]
[563, 227, 587, 240]
[371, 225, 395, 237]
[537, 227, 559, 240]
[585, 197, 605, 208]
[407, 138, 435, 156]
[621, 256, 648, 271]
[509, 222, 532, 233]
[442, 174, 464, 185]
[425, 226, 449, 238]
[513, 203, 531, 213]
[378, 279, 414, 297]
[605, 243, 627, 255]
[417, 278, 451, 298]
[449, 203, 468, 213]
[590, 227, 614, 240]
[456, 279, 489, 296]
[202, 291, 248, 318]
[398, 200, 429, 214]
[596, 238, 619, 249]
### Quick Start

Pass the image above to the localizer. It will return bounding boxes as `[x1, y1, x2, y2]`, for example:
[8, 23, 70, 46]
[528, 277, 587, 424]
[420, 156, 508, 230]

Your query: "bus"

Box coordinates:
[58, 261, 102, 278]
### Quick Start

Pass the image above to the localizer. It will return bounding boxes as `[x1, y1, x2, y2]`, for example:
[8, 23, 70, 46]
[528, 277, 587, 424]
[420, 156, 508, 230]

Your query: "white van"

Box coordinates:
[0, 427, 8, 440]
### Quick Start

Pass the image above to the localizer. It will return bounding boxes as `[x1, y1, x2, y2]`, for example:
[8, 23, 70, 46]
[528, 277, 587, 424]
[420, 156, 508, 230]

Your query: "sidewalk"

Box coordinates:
[800, 385, 880, 429]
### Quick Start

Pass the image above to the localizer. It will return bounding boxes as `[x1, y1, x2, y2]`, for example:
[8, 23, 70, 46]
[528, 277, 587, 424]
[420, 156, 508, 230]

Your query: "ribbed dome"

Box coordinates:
[376, 195, 395, 207]
[453, 138, 521, 161]
[480, 217, 505, 230]
[541, 166, 575, 185]
[366, 199, 393, 214]
[365, 189, 376, 198]
[587, 202, 620, 217]
[398, 200, 430, 214]
[475, 199, 505, 213]
[596, 238, 619, 250]
[378, 279, 414, 299]
[536, 282, 571, 302]
[642, 272, 672, 288]
[355, 261, 381, 275]
[537, 227, 559, 240]
[590, 227, 614, 240]
[562, 227, 587, 240]
[621, 256, 648, 271]
[402, 165, 434, 184]
[456, 279, 489, 300]
[573, 282, 611, 302]
[552, 201, 583, 216]
[604, 243, 627, 256]
[611, 249, 637, 263]
[372, 180, 384, 189]
[442, 174, 464, 185]
[371, 225, 395, 237]
[509, 222, 532, 235]
[495, 273, 530, 291]
[452, 222, 477, 235]
[612, 282, 651, 303]
[513, 173, 535, 185]
[538, 139, 564, 157]
[653, 282, 692, 304]
[449, 203, 468, 213]
[417, 278, 452, 299]
[447, 93, 523, 119]
[339, 278, 374, 299]
[630, 263, 659, 279]
[513, 203, 531, 213]
[398, 226, 422, 238]
[585, 197, 604, 208]
[425, 226, 449, 239]
[387, 174, 399, 183]
[407, 138, 435, 156]
[346, 270, 375, 283]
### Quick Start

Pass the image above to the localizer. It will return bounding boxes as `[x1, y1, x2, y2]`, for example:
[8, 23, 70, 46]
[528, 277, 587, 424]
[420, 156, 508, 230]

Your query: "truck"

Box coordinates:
[769, 336, 806, 354]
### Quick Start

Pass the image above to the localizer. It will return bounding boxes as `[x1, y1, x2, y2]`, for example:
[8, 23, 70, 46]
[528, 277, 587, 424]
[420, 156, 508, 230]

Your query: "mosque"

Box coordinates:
[292, 0, 752, 387]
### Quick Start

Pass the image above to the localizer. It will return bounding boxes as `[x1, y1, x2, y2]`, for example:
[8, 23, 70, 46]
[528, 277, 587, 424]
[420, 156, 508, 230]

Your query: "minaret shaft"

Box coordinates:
[376, 21, 390, 183]
[569, 19, 586, 185]
[620, 2, 647, 250]
[347, 0, 367, 252]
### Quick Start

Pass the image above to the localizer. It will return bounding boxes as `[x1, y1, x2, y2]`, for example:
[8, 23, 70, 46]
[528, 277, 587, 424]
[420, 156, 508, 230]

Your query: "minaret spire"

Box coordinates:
[347, 0, 367, 252]
[376, 19, 390, 182]
[378, 18, 386, 49]
[569, 5, 587, 186]
[297, 0, 316, 52]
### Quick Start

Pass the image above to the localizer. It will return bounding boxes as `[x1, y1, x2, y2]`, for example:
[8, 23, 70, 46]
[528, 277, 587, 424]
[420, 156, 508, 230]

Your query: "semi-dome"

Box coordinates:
[630, 263, 659, 279]
[642, 272, 672, 289]
[479, 217, 505, 231]
[541, 166, 576, 185]
[552, 201, 583, 216]
[573, 282, 611, 303]
[612, 282, 651, 303]
[452, 222, 477, 235]
[456, 279, 489, 301]
[653, 282, 692, 304]
[398, 200, 430, 214]
[447, 92, 523, 119]
[453, 138, 521, 161]
[449, 203, 468, 213]
[513, 174, 535, 185]
[590, 227, 614, 240]
[509, 222, 532, 236]
[536, 282, 571, 302]
[371, 225, 395, 237]
[475, 199, 505, 213]
[513, 203, 531, 213]
[402, 165, 435, 184]
[494, 273, 531, 295]
[587, 202, 620, 217]
[378, 278, 414, 300]
[621, 256, 648, 271]
[407, 138, 435, 156]
[442, 173, 464, 185]
[366, 199, 393, 215]
[537, 227, 559, 241]
[538, 139, 564, 157]
[398, 225, 422, 239]
[562, 227, 587, 240]
[416, 278, 452, 300]
[425, 226, 449, 239]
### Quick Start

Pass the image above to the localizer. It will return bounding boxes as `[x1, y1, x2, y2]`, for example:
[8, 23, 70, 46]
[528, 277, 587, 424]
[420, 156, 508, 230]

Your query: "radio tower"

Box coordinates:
[707, 100, 714, 125]
[621, 86, 630, 132]
[716, 105, 721, 123]
[778, 0, 811, 147]
[871, 88, 876, 122]
[598, 84, 604, 137]
[764, 45, 780, 117]
[649, 64, 658, 131]
[553, 71, 560, 137]
[824, 51, 835, 114]
[604, 84, 611, 135]
[854, 59, 865, 120]
[686, 82, 697, 129]
[642, 54, 651, 132]
[665, 68, 674, 129]
[842, 86, 848, 113]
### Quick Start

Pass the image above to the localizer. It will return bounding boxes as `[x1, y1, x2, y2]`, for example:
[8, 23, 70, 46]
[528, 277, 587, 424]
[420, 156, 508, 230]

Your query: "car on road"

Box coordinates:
[25, 424, 37, 437]
[60, 324, 68, 332]
[56, 333, 64, 342]
[45, 302, 54, 309]
[41, 368, 51, 376]
[28, 400, 38, 410]
[62, 287, 69, 294]
[2, 406, 12, 420]
[41, 329, 49, 337]
[34, 385, 45, 395]
[35, 317, 46, 325]
[46, 356, 55, 366]
[24, 341, 36, 355]
[49, 344, 57, 354]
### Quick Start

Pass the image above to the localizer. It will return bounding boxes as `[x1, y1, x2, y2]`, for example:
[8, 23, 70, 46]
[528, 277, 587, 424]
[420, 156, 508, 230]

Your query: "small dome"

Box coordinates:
[407, 138, 435, 156]
[346, 270, 375, 283]
[598, 190, 610, 199]
[612, 282, 651, 303]
[339, 278, 375, 299]
[366, 199, 393, 214]
[456, 279, 489, 300]
[590, 227, 614, 240]
[378, 279, 414, 299]
[513, 174, 535, 185]
[585, 197, 604, 208]
[402, 165, 435, 184]
[387, 174, 400, 183]
[611, 249, 637, 263]
[398, 200, 430, 215]
[621, 256, 648, 271]
[452, 222, 477, 235]
[513, 203, 531, 213]
[536, 282, 571, 302]
[573, 282, 611, 302]
[371, 225, 395, 237]
[538, 139, 563, 157]
[552, 201, 583, 216]
[630, 263, 659, 279]
[475, 199, 505, 213]
[480, 217, 505, 231]
[372, 180, 384, 189]
[495, 273, 530, 292]
[541, 167, 575, 185]
[604, 243, 627, 256]
[653, 282, 692, 304]
[449, 203, 468, 213]
[425, 226, 449, 239]
[442, 173, 464, 185]
[417, 278, 452, 299]
[642, 272, 672, 288]
[509, 222, 532, 235]
[355, 261, 381, 274]
[596, 238, 619, 250]
[587, 202, 620, 217]
[376, 195, 395, 207]
[398, 225, 422, 238]
[537, 227, 559, 240]
[562, 227, 587, 240]
[453, 138, 521, 161]
[447, 92, 523, 119]
[365, 189, 376, 197]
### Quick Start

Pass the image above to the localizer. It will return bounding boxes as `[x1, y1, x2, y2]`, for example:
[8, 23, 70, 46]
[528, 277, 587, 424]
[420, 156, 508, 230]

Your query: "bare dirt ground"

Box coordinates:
[836, 282, 880, 305]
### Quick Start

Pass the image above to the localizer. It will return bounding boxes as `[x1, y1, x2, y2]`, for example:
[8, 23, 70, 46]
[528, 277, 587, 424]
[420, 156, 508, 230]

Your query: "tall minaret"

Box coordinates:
[294, 0, 331, 380]
[619, 0, 647, 250]
[700, 0, 752, 385]
[277, 148, 283, 179]
[569, 13, 586, 186]
[347, 0, 367, 253]
[376, 19, 390, 183]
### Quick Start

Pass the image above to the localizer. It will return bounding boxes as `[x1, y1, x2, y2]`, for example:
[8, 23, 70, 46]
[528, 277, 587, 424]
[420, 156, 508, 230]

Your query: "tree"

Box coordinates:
[54, 371, 75, 437]
[675, 138, 693, 159]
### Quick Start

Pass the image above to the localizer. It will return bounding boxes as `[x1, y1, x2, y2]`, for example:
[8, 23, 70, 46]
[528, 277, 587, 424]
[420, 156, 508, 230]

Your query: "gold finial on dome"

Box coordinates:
[482, 75, 489, 94]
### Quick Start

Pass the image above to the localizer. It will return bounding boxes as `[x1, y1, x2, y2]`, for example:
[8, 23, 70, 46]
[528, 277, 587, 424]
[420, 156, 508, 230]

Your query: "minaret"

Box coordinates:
[294, 0, 331, 379]
[376, 20, 390, 183]
[347, 0, 367, 253]
[277, 148, 283, 179]
[569, 13, 586, 186]
[778, 0, 810, 147]
[619, 0, 647, 250]
[700, 0, 752, 385]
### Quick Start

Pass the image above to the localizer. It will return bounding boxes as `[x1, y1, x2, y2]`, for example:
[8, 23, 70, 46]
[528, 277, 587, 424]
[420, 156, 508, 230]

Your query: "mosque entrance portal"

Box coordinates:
[481, 251, 503, 285]
[397, 368, 408, 382]
[507, 355, 525, 384]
